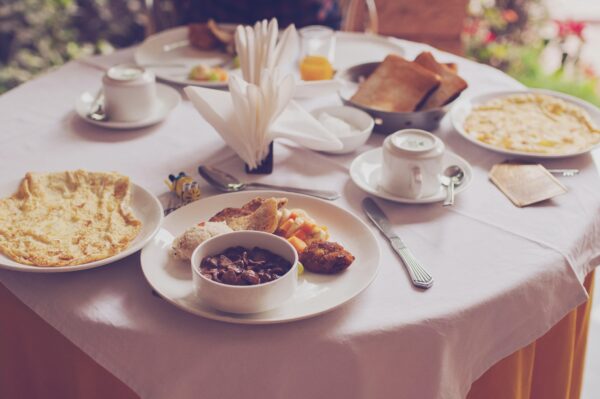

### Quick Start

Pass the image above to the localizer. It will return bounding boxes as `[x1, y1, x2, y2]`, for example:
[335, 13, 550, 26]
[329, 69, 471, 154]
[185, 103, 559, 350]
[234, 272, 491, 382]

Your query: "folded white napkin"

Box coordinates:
[184, 71, 342, 169]
[235, 19, 299, 85]
[235, 18, 342, 98]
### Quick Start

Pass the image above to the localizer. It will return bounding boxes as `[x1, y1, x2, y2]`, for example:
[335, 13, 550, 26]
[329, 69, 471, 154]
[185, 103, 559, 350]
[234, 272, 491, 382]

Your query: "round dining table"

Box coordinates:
[0, 32, 599, 399]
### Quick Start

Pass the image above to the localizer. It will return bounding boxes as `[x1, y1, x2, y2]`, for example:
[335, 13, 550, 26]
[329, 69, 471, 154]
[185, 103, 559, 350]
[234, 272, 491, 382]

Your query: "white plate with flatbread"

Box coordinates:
[0, 178, 163, 273]
[140, 190, 381, 324]
[451, 89, 600, 159]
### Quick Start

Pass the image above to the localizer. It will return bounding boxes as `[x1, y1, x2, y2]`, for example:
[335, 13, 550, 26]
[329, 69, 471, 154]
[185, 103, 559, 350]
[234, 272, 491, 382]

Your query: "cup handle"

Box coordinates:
[410, 166, 423, 199]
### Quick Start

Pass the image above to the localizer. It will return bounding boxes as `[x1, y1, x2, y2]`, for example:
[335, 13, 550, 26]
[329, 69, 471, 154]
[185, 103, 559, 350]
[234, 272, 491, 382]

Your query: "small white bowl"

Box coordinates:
[312, 105, 374, 154]
[190, 231, 298, 314]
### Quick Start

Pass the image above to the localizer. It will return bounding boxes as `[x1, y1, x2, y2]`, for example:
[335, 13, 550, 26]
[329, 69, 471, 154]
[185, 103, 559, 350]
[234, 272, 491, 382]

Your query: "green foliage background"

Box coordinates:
[464, 0, 600, 105]
[0, 0, 147, 94]
[2, 0, 599, 106]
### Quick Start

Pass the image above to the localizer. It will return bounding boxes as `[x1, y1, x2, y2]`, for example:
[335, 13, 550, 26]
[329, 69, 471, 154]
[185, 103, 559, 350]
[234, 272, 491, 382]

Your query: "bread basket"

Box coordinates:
[337, 62, 460, 134]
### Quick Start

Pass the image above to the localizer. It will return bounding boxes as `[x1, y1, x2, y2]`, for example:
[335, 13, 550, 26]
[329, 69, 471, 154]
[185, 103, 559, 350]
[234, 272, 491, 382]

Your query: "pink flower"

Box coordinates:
[555, 20, 586, 40]
[569, 21, 586, 39]
[484, 31, 497, 44]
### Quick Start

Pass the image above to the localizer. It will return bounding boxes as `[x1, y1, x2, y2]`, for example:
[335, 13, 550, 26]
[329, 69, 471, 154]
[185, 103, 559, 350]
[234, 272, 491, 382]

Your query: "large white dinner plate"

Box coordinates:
[134, 28, 404, 95]
[451, 88, 600, 159]
[134, 26, 233, 88]
[350, 148, 473, 204]
[140, 190, 381, 324]
[0, 179, 163, 272]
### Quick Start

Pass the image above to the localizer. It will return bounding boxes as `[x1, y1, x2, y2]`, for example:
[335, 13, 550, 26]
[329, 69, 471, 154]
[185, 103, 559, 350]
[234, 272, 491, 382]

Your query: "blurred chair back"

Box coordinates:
[341, 0, 379, 34]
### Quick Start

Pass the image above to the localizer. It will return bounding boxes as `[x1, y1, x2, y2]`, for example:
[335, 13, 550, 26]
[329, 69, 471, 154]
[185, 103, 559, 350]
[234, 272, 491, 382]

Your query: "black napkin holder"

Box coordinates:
[245, 142, 274, 174]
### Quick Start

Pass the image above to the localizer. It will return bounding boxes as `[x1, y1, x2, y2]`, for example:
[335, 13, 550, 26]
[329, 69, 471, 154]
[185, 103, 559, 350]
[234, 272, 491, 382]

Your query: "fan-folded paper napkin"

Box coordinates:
[235, 18, 298, 85]
[184, 70, 343, 169]
[235, 18, 341, 98]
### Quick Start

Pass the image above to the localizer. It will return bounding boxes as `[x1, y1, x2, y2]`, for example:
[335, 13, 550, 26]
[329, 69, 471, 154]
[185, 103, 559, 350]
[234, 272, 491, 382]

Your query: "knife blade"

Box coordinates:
[362, 197, 433, 289]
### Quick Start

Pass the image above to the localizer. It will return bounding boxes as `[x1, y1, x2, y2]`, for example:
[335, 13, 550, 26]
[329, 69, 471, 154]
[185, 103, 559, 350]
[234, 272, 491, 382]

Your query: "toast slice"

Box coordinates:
[414, 52, 468, 110]
[210, 197, 287, 233]
[350, 54, 441, 112]
[226, 198, 279, 233]
[210, 197, 287, 223]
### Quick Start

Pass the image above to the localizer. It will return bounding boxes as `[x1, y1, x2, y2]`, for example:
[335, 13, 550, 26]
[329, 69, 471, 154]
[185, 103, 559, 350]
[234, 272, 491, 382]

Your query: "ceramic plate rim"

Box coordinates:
[451, 88, 600, 159]
[349, 148, 473, 204]
[75, 83, 180, 130]
[0, 180, 163, 273]
[140, 190, 381, 324]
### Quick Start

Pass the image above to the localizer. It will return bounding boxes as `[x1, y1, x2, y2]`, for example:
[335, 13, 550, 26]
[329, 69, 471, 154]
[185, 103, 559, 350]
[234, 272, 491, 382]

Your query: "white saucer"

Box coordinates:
[350, 148, 473, 204]
[75, 84, 180, 130]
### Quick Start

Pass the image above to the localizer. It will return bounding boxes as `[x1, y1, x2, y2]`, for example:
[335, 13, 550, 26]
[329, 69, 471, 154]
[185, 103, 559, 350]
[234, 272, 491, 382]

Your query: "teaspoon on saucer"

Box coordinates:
[87, 90, 107, 122]
[441, 165, 465, 207]
[198, 165, 340, 201]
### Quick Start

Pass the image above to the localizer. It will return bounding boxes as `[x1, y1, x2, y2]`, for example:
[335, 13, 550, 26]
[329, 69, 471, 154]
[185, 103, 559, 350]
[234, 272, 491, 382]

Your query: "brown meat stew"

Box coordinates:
[200, 246, 292, 286]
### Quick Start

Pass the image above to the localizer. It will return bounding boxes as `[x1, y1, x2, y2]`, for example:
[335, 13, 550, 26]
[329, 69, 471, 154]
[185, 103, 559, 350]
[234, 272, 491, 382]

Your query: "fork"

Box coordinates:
[547, 169, 580, 177]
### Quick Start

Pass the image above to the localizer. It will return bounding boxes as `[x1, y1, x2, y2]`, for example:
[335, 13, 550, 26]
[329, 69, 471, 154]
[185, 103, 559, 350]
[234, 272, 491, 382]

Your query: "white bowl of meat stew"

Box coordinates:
[190, 231, 299, 314]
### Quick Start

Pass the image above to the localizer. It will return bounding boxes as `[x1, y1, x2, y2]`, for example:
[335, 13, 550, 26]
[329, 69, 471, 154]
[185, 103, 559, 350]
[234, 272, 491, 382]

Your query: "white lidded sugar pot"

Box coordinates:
[102, 64, 157, 122]
[380, 129, 445, 199]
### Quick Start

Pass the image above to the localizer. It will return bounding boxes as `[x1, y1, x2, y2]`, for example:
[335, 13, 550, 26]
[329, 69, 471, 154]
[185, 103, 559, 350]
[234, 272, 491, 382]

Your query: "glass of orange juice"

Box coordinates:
[299, 25, 335, 81]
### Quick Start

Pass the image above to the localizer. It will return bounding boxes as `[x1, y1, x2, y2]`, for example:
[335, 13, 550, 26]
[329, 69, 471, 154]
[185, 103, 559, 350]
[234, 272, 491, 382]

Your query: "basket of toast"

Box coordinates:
[338, 52, 468, 134]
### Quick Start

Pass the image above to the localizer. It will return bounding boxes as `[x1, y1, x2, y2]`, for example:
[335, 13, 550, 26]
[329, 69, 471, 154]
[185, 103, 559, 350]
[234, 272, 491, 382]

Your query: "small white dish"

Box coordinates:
[0, 180, 163, 272]
[191, 231, 298, 314]
[75, 83, 180, 130]
[312, 105, 374, 154]
[350, 148, 473, 204]
[451, 88, 600, 159]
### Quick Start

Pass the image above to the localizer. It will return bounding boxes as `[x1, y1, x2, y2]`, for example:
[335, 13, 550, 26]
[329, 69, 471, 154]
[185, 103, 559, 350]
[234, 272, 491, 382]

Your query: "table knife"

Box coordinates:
[362, 197, 433, 289]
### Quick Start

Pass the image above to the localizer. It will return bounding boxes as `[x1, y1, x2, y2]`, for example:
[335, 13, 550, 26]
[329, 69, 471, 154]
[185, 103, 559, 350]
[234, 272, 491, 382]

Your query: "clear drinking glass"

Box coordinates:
[299, 25, 336, 63]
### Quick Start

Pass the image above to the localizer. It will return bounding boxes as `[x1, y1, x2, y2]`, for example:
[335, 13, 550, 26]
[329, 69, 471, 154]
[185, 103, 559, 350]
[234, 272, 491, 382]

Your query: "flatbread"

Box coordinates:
[0, 170, 142, 266]
[465, 93, 600, 154]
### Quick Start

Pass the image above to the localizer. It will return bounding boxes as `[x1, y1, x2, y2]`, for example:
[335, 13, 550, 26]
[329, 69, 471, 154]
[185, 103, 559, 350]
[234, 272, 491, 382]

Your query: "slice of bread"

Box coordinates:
[227, 198, 279, 233]
[210, 197, 287, 224]
[350, 54, 441, 112]
[414, 52, 468, 110]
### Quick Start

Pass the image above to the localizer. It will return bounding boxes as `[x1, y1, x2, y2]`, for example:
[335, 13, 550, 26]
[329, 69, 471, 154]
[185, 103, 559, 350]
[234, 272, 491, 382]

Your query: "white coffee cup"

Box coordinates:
[380, 129, 445, 199]
[102, 64, 157, 122]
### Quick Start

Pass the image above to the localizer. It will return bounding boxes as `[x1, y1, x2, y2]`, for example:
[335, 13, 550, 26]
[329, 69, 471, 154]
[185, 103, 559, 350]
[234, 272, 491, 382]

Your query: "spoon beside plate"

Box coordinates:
[198, 165, 340, 201]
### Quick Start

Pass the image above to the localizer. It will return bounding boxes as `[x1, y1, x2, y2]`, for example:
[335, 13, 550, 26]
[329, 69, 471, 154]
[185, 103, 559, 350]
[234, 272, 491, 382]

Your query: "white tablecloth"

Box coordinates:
[1, 39, 600, 399]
